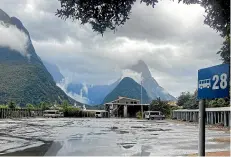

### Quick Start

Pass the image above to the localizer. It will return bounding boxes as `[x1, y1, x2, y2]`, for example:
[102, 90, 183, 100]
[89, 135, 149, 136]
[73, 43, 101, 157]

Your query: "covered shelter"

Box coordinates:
[172, 107, 230, 127]
[84, 109, 109, 118]
[104, 96, 150, 118]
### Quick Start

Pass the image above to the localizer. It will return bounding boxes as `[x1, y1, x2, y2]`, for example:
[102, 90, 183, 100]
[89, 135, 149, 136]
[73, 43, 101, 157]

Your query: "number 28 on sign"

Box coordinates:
[197, 64, 230, 99]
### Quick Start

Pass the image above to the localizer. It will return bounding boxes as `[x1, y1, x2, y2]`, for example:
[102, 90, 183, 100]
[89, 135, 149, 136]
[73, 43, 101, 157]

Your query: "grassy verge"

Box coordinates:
[188, 151, 230, 156]
[211, 137, 230, 143]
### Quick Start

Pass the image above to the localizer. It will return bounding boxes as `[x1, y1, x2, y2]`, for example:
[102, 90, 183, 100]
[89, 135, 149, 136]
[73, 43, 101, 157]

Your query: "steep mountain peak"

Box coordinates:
[126, 60, 176, 101]
[120, 77, 135, 82]
[129, 60, 152, 78]
[10, 17, 23, 28]
[0, 8, 11, 23]
[10, 16, 30, 38]
[0, 9, 79, 105]
[103, 77, 150, 104]
[137, 60, 146, 65]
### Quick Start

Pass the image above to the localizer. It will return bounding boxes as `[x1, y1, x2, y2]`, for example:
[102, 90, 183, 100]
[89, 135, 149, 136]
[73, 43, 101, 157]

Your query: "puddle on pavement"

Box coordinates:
[68, 134, 83, 141]
[143, 128, 172, 132]
[87, 132, 107, 135]
[117, 143, 136, 149]
[117, 130, 129, 134]
[131, 126, 147, 129]
[122, 145, 134, 149]
[111, 126, 118, 130]
[134, 120, 149, 123]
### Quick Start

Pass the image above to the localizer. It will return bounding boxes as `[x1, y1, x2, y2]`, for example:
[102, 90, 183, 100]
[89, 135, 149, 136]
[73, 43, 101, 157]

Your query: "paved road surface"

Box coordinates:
[0, 118, 230, 156]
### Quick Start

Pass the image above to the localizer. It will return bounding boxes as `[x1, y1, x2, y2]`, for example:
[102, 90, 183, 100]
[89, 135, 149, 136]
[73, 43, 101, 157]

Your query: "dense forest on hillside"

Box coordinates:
[0, 63, 77, 105]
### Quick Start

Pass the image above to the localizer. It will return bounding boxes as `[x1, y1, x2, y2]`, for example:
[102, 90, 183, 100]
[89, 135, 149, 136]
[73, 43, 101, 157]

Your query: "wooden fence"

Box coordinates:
[0, 108, 103, 119]
[0, 108, 43, 119]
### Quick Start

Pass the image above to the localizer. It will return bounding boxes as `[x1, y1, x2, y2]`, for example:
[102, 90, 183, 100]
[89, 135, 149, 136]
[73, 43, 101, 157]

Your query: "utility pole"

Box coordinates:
[141, 79, 143, 119]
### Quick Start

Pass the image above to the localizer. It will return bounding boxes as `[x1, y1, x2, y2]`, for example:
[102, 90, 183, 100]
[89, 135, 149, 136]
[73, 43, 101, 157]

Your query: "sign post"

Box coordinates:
[198, 99, 205, 156]
[197, 64, 229, 156]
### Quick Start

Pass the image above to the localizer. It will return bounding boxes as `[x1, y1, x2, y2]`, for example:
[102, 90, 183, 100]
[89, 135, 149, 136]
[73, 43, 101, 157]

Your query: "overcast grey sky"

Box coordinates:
[0, 0, 223, 97]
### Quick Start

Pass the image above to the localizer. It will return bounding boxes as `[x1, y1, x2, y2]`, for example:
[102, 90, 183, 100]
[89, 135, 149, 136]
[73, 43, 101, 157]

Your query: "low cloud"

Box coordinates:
[121, 69, 143, 84]
[81, 83, 88, 96]
[0, 0, 224, 97]
[56, 78, 89, 104]
[0, 22, 29, 56]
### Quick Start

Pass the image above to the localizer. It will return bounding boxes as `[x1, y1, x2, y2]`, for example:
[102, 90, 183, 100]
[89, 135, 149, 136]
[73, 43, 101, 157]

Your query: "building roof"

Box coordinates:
[104, 103, 150, 106]
[173, 107, 230, 112]
[107, 96, 140, 104]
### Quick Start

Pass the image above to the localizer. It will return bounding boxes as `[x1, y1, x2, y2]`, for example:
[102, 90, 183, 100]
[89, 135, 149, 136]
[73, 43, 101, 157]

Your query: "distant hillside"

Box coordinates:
[0, 9, 80, 105]
[67, 60, 176, 105]
[43, 61, 64, 83]
[128, 60, 176, 101]
[103, 77, 150, 104]
[67, 79, 120, 105]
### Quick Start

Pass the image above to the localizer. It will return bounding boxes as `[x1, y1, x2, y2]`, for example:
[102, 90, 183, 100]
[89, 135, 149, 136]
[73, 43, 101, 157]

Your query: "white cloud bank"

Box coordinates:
[0, 0, 223, 97]
[56, 78, 89, 104]
[0, 21, 29, 56]
[121, 69, 143, 84]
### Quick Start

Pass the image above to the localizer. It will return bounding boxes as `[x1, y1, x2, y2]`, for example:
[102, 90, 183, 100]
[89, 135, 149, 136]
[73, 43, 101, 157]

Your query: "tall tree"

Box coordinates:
[176, 92, 192, 107]
[149, 98, 171, 116]
[7, 101, 16, 109]
[39, 101, 50, 110]
[26, 103, 34, 110]
[56, 0, 230, 62]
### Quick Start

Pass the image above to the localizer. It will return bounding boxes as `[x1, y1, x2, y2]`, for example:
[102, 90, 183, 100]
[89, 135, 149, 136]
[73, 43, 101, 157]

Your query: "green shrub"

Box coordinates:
[0, 105, 8, 109]
[136, 111, 142, 119]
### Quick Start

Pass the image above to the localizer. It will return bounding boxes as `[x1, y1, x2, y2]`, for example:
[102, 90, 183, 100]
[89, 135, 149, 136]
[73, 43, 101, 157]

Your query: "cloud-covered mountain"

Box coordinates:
[0, 9, 80, 105]
[43, 61, 64, 83]
[67, 79, 120, 105]
[128, 60, 176, 101]
[103, 77, 150, 104]
[67, 60, 175, 105]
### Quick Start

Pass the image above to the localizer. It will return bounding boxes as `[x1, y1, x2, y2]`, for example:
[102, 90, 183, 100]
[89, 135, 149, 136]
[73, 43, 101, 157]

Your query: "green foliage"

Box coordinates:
[0, 105, 8, 109]
[56, 0, 229, 62]
[208, 98, 229, 107]
[7, 101, 16, 109]
[56, 0, 136, 35]
[217, 34, 230, 63]
[177, 92, 191, 106]
[136, 111, 142, 119]
[149, 98, 171, 116]
[61, 100, 70, 112]
[170, 106, 181, 111]
[0, 63, 77, 105]
[177, 90, 229, 109]
[26, 103, 34, 110]
[38, 101, 50, 110]
[0, 10, 80, 106]
[59, 100, 83, 116]
[177, 91, 198, 109]
[194, 0, 230, 63]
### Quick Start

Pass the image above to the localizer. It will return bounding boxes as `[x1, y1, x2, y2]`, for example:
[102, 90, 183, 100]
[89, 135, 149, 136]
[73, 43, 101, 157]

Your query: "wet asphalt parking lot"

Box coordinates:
[0, 118, 230, 156]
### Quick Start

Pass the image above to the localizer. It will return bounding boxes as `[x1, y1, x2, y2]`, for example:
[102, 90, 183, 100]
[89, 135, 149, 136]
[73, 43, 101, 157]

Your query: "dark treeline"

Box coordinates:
[0, 100, 96, 118]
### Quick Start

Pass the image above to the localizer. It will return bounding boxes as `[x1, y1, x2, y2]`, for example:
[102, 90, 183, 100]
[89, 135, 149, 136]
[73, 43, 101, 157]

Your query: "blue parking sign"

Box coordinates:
[197, 64, 230, 99]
